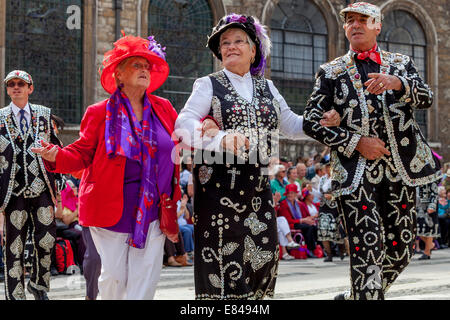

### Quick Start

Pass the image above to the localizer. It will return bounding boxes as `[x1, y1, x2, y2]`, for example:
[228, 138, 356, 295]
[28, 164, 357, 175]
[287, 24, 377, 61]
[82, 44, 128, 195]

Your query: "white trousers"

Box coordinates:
[277, 216, 291, 247]
[90, 220, 165, 300]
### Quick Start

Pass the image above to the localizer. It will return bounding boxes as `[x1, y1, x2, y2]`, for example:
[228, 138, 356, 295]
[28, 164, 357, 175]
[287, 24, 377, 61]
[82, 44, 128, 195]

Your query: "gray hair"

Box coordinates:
[246, 34, 255, 51]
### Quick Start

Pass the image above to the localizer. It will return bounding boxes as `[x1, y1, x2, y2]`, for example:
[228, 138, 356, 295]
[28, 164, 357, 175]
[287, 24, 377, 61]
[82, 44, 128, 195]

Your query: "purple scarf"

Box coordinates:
[287, 200, 302, 220]
[105, 88, 158, 249]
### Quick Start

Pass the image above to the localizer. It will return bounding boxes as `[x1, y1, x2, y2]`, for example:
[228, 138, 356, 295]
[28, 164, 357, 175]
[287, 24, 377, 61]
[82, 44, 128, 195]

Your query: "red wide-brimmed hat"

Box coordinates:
[284, 183, 299, 196]
[100, 34, 169, 94]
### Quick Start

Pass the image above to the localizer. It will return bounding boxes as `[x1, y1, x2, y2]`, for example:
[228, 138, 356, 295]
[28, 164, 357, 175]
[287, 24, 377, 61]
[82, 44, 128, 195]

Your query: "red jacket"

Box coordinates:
[278, 199, 319, 229]
[46, 95, 181, 228]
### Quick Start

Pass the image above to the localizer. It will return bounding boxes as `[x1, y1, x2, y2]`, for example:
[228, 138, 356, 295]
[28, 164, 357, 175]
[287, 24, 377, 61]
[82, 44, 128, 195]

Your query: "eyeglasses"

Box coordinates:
[220, 39, 249, 50]
[130, 62, 152, 71]
[7, 81, 27, 88]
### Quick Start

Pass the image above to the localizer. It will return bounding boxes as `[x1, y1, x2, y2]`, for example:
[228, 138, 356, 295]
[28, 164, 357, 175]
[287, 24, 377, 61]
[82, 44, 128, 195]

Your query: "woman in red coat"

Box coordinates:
[32, 34, 181, 300]
[278, 184, 318, 255]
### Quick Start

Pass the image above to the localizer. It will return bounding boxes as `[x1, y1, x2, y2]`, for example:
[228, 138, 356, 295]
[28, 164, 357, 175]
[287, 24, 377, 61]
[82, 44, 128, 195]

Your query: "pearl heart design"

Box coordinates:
[198, 165, 213, 185]
[10, 210, 28, 230]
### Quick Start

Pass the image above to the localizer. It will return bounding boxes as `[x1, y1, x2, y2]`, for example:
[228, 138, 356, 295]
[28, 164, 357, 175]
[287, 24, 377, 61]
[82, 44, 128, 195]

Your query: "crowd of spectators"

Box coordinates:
[269, 151, 450, 262]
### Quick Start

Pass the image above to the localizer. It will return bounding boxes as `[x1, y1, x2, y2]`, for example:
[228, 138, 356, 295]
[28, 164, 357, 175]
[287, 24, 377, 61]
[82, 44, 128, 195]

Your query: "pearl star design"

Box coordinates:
[344, 186, 380, 228]
[387, 185, 415, 228]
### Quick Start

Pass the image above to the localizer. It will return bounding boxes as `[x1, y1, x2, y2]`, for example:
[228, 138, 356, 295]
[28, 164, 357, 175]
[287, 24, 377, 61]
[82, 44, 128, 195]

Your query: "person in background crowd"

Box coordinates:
[278, 184, 318, 256]
[55, 180, 85, 270]
[305, 158, 316, 180]
[310, 163, 324, 191]
[177, 192, 194, 258]
[179, 160, 192, 196]
[286, 166, 301, 198]
[163, 231, 192, 267]
[437, 186, 450, 249]
[271, 165, 288, 202]
[295, 162, 309, 190]
[317, 161, 345, 262]
[273, 192, 300, 260]
[82, 225, 101, 300]
[443, 169, 450, 193]
[416, 182, 440, 260]
[299, 187, 320, 220]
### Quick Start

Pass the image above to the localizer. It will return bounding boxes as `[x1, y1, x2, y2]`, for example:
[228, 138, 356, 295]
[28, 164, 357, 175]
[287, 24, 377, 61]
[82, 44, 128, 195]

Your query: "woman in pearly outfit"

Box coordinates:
[175, 13, 340, 300]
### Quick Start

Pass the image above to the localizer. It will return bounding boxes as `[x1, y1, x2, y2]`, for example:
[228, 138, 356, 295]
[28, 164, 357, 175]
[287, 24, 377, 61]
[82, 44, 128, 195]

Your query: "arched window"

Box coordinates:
[379, 10, 428, 138]
[5, 0, 83, 124]
[148, 0, 214, 112]
[270, 0, 328, 115]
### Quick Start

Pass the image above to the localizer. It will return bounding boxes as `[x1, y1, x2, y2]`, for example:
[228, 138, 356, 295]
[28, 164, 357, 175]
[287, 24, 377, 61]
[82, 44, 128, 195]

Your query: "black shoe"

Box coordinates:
[334, 293, 346, 300]
[27, 282, 49, 300]
[50, 267, 59, 276]
[418, 253, 430, 260]
[334, 290, 351, 300]
[324, 256, 333, 262]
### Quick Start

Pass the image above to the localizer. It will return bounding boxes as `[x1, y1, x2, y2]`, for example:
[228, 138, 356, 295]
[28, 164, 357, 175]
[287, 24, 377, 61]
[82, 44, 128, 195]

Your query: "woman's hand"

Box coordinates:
[302, 216, 316, 226]
[31, 140, 58, 162]
[273, 192, 281, 205]
[320, 109, 341, 127]
[221, 133, 250, 155]
[197, 118, 220, 138]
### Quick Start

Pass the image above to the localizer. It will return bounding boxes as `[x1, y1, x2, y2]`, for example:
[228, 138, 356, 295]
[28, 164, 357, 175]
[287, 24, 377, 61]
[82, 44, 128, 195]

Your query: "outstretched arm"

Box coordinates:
[32, 104, 104, 173]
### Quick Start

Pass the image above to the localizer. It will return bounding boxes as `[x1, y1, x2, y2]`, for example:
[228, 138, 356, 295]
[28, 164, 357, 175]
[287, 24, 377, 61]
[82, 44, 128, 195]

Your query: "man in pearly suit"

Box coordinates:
[303, 2, 441, 300]
[0, 70, 65, 300]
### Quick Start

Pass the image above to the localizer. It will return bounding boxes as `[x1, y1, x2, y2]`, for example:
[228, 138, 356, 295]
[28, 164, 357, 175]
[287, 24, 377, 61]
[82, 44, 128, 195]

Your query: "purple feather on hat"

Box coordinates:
[147, 36, 166, 60]
[226, 13, 247, 24]
[222, 13, 272, 76]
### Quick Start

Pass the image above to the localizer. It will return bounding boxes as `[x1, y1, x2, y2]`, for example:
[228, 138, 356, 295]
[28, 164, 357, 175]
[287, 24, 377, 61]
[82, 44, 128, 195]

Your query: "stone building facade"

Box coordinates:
[0, 0, 449, 165]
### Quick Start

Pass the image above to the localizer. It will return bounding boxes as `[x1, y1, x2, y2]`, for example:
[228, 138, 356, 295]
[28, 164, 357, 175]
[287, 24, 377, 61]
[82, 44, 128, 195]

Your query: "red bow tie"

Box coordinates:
[352, 44, 381, 65]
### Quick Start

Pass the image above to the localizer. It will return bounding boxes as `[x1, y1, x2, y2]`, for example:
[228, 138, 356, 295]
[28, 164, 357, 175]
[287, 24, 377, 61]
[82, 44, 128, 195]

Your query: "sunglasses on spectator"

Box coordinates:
[7, 81, 27, 88]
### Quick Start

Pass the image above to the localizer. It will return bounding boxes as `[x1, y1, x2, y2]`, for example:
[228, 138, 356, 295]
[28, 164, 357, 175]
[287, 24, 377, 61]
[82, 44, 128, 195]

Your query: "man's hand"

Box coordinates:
[320, 109, 341, 127]
[197, 118, 219, 138]
[221, 133, 250, 155]
[356, 136, 391, 160]
[31, 140, 58, 162]
[364, 73, 402, 95]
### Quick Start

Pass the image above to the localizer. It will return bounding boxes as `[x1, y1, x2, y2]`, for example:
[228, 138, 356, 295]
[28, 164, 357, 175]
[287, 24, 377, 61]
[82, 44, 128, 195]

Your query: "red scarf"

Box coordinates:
[351, 44, 381, 65]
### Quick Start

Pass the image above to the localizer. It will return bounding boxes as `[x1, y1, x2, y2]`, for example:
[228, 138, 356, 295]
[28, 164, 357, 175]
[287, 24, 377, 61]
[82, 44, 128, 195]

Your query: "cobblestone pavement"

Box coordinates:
[1, 248, 449, 300]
